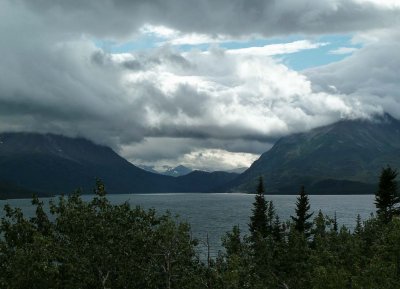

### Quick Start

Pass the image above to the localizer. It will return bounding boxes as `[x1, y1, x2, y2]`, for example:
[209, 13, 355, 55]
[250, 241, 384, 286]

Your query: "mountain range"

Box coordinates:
[138, 164, 193, 177]
[1, 113, 399, 198]
[0, 133, 237, 198]
[139, 164, 248, 176]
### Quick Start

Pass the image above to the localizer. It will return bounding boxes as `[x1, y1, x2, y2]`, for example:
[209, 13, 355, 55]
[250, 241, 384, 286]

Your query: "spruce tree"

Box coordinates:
[355, 214, 362, 235]
[375, 166, 400, 223]
[266, 200, 276, 234]
[291, 185, 313, 237]
[222, 225, 243, 256]
[333, 211, 338, 233]
[249, 177, 268, 240]
[272, 215, 283, 242]
[313, 210, 326, 239]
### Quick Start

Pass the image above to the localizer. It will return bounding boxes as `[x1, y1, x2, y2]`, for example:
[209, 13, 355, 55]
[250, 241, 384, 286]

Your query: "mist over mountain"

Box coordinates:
[223, 114, 400, 194]
[138, 164, 193, 177]
[163, 165, 193, 177]
[139, 164, 247, 176]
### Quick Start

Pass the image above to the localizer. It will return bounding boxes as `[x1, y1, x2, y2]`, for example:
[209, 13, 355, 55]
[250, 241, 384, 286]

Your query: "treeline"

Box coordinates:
[0, 168, 400, 288]
[215, 166, 400, 289]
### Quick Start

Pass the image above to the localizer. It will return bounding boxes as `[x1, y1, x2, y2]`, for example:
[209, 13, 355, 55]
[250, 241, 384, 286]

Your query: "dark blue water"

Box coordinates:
[0, 193, 375, 258]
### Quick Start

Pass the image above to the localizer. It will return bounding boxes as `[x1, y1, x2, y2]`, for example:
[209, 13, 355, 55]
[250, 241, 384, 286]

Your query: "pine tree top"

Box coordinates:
[249, 177, 268, 240]
[291, 185, 313, 236]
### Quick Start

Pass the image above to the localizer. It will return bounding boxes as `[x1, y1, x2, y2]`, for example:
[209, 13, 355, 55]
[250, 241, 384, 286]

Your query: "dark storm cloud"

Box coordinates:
[0, 3, 147, 146]
[145, 124, 283, 143]
[19, 0, 400, 38]
[122, 60, 143, 71]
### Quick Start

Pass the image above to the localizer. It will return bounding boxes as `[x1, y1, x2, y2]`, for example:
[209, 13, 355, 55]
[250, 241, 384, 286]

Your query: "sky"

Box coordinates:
[1, 0, 400, 171]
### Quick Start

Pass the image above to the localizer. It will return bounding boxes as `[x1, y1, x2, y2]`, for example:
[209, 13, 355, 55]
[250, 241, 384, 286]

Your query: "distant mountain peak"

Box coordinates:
[163, 165, 193, 177]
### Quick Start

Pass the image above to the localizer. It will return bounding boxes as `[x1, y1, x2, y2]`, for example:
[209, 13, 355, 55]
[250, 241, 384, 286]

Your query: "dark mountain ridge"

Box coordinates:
[224, 113, 400, 194]
[0, 132, 236, 197]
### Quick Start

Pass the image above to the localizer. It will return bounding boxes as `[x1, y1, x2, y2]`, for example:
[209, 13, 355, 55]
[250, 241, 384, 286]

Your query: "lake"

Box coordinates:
[0, 193, 376, 258]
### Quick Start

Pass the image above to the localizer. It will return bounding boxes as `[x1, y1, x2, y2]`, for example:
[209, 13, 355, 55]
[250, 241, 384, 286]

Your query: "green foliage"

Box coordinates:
[217, 226, 252, 289]
[0, 181, 202, 289]
[2, 173, 400, 289]
[375, 166, 400, 223]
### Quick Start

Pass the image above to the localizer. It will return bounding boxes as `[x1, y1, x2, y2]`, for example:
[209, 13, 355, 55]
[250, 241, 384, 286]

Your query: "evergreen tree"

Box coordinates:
[272, 215, 283, 242]
[313, 210, 326, 236]
[219, 225, 251, 289]
[333, 211, 338, 233]
[355, 214, 363, 235]
[291, 185, 313, 237]
[375, 166, 400, 223]
[222, 225, 242, 256]
[249, 177, 268, 240]
[267, 200, 276, 234]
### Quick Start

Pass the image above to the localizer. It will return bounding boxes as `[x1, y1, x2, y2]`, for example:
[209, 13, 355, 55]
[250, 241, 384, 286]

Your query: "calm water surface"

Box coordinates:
[0, 193, 375, 258]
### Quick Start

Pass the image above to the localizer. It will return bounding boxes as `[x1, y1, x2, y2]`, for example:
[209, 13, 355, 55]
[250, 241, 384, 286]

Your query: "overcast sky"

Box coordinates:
[1, 0, 399, 171]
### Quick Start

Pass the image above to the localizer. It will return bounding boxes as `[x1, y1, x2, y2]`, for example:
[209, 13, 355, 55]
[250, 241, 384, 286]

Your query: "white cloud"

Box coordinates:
[180, 149, 258, 171]
[168, 34, 227, 46]
[140, 24, 178, 38]
[329, 47, 359, 55]
[353, 0, 400, 9]
[227, 40, 328, 56]
[120, 137, 267, 171]
[140, 24, 234, 46]
[306, 28, 400, 119]
[133, 47, 353, 135]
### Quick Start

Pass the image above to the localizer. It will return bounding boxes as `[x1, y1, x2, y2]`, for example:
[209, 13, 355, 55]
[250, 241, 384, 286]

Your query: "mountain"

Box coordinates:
[163, 165, 193, 177]
[0, 132, 235, 196]
[0, 132, 177, 194]
[224, 114, 400, 194]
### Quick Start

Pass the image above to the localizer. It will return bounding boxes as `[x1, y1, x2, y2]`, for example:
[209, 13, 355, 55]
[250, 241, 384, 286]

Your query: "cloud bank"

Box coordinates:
[0, 0, 399, 170]
[17, 0, 400, 38]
